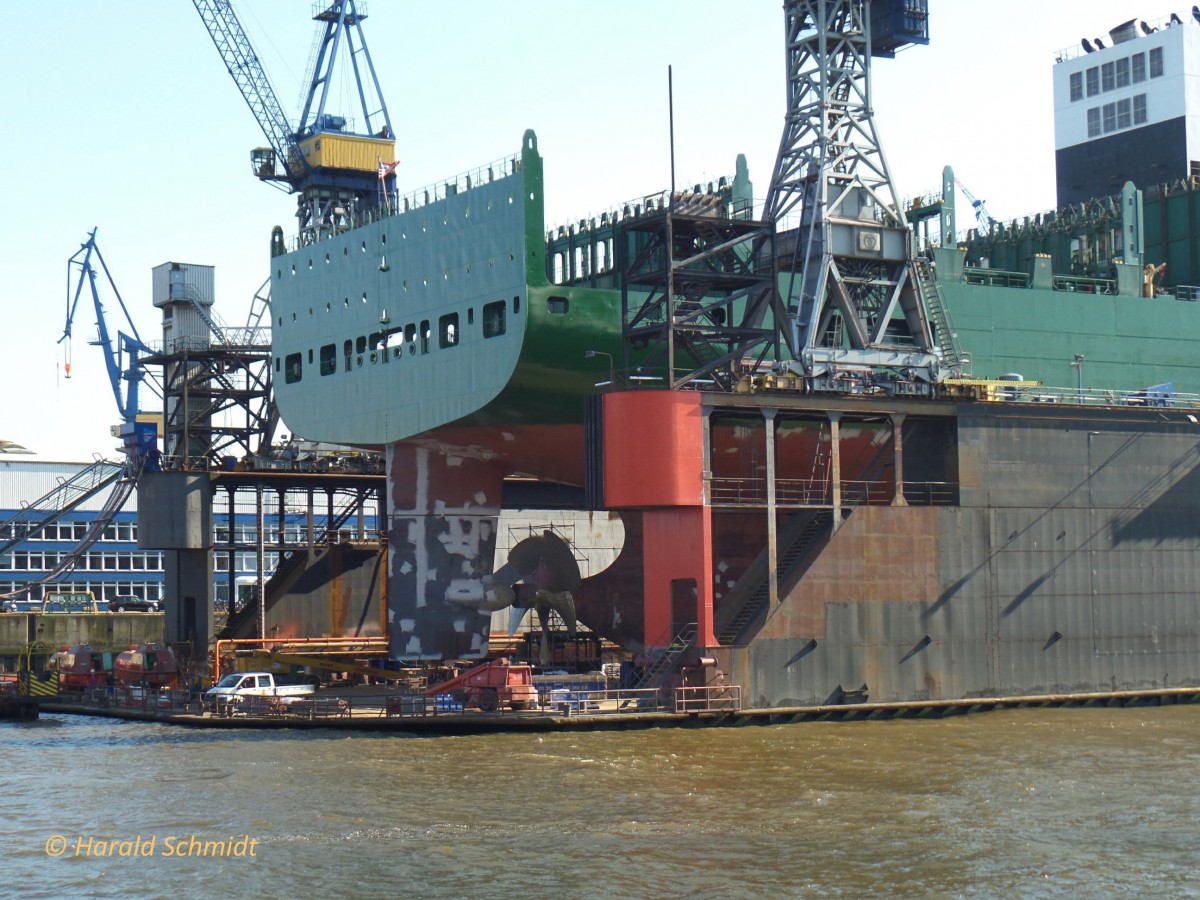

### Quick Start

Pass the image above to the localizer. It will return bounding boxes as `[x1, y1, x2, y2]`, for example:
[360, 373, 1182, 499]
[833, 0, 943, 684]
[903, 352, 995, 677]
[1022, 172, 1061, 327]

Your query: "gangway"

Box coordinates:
[0, 460, 141, 599]
[0, 458, 126, 558]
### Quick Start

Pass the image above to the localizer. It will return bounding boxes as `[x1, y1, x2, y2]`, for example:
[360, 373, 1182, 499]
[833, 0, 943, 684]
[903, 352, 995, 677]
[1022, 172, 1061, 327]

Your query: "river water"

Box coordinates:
[2, 705, 1198, 898]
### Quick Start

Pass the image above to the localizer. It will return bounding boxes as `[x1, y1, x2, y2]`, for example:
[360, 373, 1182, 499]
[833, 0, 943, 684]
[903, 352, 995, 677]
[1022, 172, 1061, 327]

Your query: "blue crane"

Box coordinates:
[192, 0, 395, 209]
[954, 178, 999, 230]
[60, 229, 158, 440]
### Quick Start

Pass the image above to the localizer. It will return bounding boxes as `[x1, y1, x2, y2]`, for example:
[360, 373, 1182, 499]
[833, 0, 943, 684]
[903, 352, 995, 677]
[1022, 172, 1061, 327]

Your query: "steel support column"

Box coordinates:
[764, 409, 779, 606]
[890, 412, 907, 507]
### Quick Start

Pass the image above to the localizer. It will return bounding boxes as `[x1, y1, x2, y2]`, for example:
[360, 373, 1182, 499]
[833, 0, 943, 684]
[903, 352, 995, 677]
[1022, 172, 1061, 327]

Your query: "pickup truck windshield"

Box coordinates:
[215, 674, 244, 689]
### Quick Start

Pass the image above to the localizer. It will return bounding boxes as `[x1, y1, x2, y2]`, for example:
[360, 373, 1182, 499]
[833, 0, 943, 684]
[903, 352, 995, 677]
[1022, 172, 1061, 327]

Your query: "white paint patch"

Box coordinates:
[501, 432, 515, 442]
[405, 635, 423, 655]
[446, 579, 484, 603]
[473, 491, 488, 505]
[398, 561, 414, 576]
[399, 618, 415, 633]
[453, 618, 466, 633]
[439, 517, 482, 559]
[470, 632, 483, 651]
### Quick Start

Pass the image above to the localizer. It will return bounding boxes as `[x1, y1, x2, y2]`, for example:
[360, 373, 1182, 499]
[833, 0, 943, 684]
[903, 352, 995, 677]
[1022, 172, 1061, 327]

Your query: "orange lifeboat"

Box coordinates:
[114, 643, 178, 689]
[57, 644, 116, 690]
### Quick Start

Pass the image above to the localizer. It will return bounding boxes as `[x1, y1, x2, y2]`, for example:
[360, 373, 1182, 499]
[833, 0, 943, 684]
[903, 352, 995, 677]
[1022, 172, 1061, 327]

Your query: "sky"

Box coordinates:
[0, 0, 1169, 461]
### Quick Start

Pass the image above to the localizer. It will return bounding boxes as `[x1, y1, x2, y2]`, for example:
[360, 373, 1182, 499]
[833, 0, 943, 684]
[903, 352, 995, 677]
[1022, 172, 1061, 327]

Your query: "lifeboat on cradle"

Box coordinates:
[114, 643, 178, 689]
[57, 645, 116, 690]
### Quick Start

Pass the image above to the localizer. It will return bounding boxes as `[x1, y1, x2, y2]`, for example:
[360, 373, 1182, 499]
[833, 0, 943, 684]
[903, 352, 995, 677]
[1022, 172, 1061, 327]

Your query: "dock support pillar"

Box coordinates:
[891, 413, 908, 507]
[764, 409, 779, 606]
[829, 412, 843, 531]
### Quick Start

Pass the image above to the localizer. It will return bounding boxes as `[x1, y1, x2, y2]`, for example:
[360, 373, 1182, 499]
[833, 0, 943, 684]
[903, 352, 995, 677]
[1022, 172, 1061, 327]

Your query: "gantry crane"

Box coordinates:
[765, 0, 967, 391]
[193, 0, 395, 234]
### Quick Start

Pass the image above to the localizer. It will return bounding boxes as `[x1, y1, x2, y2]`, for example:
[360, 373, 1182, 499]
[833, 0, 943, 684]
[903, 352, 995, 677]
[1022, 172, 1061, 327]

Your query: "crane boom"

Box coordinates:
[193, 0, 395, 213]
[192, 0, 301, 188]
[61, 229, 158, 429]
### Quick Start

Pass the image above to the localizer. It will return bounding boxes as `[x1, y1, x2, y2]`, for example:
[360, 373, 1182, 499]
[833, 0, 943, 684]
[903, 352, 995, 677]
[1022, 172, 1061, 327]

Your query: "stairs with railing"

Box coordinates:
[629, 623, 698, 690]
[714, 509, 833, 645]
[913, 256, 968, 377]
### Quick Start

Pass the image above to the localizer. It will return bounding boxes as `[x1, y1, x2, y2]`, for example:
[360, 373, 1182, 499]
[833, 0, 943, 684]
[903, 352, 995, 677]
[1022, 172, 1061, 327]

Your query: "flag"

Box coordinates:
[378, 160, 400, 179]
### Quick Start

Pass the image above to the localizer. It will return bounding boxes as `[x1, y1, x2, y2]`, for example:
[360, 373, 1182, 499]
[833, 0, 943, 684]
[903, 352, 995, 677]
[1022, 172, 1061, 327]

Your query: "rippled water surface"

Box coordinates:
[3, 706, 1199, 898]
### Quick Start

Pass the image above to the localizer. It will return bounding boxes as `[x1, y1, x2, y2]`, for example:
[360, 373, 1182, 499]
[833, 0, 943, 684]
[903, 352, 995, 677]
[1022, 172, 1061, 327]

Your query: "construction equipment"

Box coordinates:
[61, 228, 160, 450]
[955, 178, 999, 230]
[426, 658, 538, 713]
[192, 0, 395, 224]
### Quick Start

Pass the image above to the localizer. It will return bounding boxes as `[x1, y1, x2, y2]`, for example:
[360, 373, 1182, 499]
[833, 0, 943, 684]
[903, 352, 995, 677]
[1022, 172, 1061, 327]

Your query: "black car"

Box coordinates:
[109, 597, 159, 612]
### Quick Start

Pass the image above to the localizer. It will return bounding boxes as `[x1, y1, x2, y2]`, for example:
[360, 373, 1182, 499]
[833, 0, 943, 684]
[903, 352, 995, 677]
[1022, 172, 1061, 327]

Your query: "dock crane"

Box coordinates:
[0, 230, 162, 598]
[954, 178, 999, 231]
[192, 0, 396, 231]
[60, 228, 159, 444]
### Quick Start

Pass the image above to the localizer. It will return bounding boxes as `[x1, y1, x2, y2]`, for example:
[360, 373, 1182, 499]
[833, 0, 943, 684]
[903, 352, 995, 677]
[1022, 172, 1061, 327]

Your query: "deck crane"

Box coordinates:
[192, 0, 395, 231]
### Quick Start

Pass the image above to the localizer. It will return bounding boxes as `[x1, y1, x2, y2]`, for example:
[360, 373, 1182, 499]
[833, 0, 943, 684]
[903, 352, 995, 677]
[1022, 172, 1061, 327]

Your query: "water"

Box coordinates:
[2, 706, 1199, 898]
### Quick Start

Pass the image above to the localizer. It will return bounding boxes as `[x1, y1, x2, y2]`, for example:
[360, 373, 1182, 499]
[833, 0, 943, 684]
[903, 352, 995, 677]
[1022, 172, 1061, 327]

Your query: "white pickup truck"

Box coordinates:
[205, 671, 317, 715]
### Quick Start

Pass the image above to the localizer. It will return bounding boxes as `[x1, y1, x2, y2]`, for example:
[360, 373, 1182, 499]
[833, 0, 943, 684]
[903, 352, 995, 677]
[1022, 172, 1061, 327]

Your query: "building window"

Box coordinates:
[1115, 57, 1130, 88]
[1134, 93, 1147, 124]
[483, 300, 507, 338]
[1069, 72, 1083, 102]
[1132, 52, 1146, 83]
[1101, 61, 1115, 92]
[1086, 66, 1099, 97]
[1087, 106, 1101, 138]
[1117, 98, 1132, 129]
[319, 344, 336, 376]
[1150, 47, 1163, 78]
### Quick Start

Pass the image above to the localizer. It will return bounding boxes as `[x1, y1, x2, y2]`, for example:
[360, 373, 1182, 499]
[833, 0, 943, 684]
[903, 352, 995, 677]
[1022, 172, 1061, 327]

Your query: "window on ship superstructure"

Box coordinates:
[1087, 107, 1101, 138]
[439, 313, 459, 349]
[1086, 67, 1099, 97]
[1117, 98, 1131, 130]
[483, 300, 506, 338]
[1101, 62, 1115, 92]
[1134, 94, 1147, 125]
[420, 320, 430, 354]
[284, 353, 303, 384]
[1132, 53, 1146, 83]
[1115, 57, 1130, 89]
[320, 344, 336, 376]
[1150, 47, 1163, 78]
[1102, 102, 1116, 134]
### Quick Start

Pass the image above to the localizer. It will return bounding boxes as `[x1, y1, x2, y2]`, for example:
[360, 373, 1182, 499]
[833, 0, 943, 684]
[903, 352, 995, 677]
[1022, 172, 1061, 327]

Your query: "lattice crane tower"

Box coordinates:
[765, 0, 963, 393]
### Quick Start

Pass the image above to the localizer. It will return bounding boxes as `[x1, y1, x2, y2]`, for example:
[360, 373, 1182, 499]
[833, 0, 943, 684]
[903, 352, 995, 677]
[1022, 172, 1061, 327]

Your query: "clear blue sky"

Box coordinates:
[0, 0, 1161, 460]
